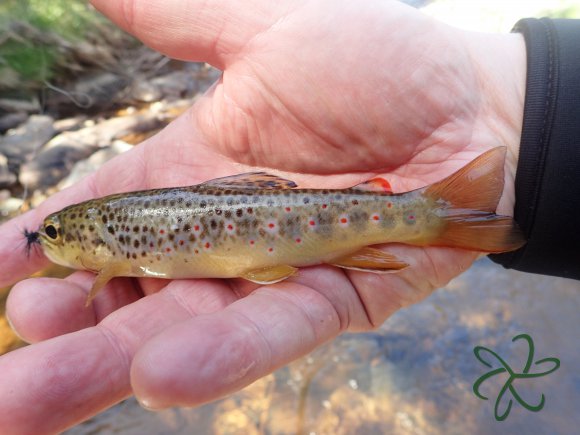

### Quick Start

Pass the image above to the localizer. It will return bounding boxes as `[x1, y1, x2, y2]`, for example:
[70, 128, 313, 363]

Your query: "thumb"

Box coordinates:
[90, 0, 287, 67]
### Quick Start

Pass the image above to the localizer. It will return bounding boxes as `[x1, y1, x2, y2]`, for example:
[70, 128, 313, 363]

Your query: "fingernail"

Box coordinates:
[5, 313, 28, 343]
[136, 395, 163, 411]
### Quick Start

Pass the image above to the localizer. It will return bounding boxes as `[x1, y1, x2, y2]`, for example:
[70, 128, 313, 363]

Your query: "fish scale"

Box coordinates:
[29, 148, 525, 305]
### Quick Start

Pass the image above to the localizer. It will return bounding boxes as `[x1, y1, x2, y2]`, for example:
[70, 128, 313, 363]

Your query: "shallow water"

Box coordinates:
[65, 258, 580, 434]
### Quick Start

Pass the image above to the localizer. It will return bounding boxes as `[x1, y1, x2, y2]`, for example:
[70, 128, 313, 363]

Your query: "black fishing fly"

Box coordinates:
[23, 228, 41, 258]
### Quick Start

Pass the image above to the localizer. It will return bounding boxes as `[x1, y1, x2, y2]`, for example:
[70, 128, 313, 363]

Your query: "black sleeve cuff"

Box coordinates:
[489, 18, 580, 279]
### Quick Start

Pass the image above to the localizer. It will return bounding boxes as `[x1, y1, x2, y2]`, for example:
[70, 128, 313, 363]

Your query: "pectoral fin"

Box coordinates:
[329, 247, 408, 273]
[85, 263, 131, 307]
[241, 265, 298, 285]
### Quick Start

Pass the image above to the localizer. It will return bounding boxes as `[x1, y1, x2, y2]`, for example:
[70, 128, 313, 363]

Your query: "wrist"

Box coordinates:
[464, 31, 527, 216]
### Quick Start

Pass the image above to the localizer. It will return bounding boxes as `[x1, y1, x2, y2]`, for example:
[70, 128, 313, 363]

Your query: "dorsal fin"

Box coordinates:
[200, 172, 298, 190]
[351, 177, 392, 193]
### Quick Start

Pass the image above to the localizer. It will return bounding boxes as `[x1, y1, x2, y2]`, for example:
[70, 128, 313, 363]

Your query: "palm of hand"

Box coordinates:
[0, 0, 523, 432]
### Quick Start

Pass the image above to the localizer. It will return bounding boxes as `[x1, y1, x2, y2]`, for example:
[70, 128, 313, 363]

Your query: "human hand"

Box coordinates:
[0, 0, 526, 432]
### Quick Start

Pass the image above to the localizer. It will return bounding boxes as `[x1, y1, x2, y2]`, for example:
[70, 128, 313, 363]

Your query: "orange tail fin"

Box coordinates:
[424, 147, 525, 253]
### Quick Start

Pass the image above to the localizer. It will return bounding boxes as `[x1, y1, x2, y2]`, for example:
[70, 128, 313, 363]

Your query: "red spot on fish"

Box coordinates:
[227, 224, 234, 231]
[179, 240, 184, 246]
[372, 214, 380, 221]
[340, 217, 348, 224]
[194, 225, 200, 231]
[408, 215, 415, 220]
[159, 229, 165, 234]
[309, 220, 315, 226]
[285, 207, 291, 212]
[250, 240, 255, 246]
[295, 238, 302, 243]
[268, 247, 273, 253]
[268, 223, 275, 229]
[165, 247, 171, 252]
[205, 242, 211, 249]
[149, 242, 154, 248]
[322, 204, 328, 209]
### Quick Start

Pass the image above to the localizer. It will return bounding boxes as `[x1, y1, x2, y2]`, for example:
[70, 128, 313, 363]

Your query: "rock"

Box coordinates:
[0, 67, 19, 89]
[150, 70, 197, 99]
[0, 115, 55, 170]
[130, 79, 162, 103]
[58, 140, 133, 189]
[52, 115, 88, 133]
[41, 111, 164, 154]
[45, 72, 130, 114]
[0, 154, 17, 188]
[0, 195, 24, 220]
[19, 142, 99, 191]
[0, 98, 40, 113]
[0, 112, 27, 133]
[72, 72, 130, 109]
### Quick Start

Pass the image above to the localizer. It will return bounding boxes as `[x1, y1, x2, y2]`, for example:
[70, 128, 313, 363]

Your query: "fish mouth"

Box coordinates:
[23, 228, 41, 258]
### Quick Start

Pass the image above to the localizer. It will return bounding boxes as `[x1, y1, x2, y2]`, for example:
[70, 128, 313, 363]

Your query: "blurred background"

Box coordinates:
[1, 1, 579, 434]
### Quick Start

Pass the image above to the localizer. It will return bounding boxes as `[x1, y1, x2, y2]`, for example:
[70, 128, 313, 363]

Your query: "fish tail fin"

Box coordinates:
[424, 147, 525, 253]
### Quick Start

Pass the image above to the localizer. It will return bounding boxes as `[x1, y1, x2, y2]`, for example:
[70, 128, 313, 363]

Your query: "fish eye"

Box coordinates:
[45, 224, 58, 240]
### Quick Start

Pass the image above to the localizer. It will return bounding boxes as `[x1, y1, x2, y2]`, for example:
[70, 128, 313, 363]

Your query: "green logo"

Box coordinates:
[473, 333, 560, 421]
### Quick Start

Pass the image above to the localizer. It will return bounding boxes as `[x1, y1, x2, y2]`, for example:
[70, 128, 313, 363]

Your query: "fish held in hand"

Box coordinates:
[27, 147, 524, 306]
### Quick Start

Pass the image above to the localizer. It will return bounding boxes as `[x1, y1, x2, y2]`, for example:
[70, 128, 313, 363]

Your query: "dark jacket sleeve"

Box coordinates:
[489, 18, 580, 279]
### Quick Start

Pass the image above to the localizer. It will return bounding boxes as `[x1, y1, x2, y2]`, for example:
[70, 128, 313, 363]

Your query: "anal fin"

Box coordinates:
[85, 263, 131, 307]
[241, 265, 298, 285]
[329, 247, 408, 273]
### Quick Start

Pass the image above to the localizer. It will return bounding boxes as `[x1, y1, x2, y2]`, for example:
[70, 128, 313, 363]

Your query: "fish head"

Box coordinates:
[38, 205, 114, 271]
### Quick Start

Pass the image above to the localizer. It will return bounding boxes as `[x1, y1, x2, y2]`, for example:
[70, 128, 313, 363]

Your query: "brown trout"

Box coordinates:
[27, 147, 524, 305]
